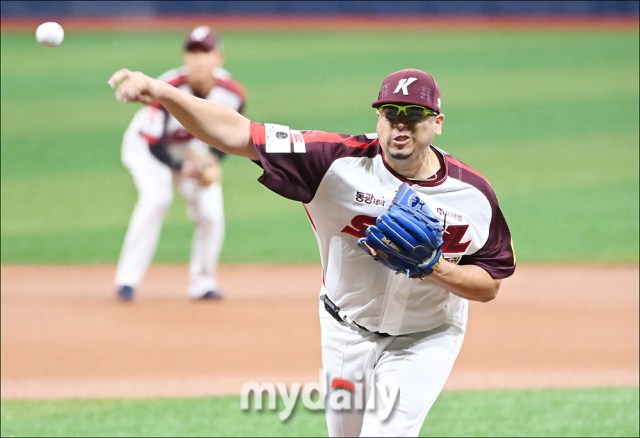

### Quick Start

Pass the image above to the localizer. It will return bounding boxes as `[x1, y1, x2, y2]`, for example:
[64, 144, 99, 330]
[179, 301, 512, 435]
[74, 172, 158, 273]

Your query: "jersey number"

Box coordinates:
[341, 215, 471, 254]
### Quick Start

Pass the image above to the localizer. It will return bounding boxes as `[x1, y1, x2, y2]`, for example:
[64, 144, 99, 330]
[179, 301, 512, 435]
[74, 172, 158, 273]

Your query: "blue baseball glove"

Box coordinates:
[357, 182, 444, 278]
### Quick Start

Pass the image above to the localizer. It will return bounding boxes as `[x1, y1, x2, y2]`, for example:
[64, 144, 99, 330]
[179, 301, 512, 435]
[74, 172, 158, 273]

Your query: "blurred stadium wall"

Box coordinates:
[2, 0, 639, 17]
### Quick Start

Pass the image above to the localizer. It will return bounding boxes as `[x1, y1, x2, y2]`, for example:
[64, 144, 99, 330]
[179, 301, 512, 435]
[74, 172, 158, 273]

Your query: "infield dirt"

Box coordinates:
[1, 264, 638, 399]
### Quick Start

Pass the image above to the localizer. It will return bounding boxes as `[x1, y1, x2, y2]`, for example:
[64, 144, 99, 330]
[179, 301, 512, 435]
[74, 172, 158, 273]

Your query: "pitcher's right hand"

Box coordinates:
[108, 69, 162, 105]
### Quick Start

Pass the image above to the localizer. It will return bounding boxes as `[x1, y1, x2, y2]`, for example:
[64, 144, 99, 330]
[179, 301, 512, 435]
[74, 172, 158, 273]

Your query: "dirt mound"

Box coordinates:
[1, 264, 637, 399]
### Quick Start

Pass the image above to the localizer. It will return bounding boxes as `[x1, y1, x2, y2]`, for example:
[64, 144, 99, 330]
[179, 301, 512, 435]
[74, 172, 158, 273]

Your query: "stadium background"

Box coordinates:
[1, 1, 638, 436]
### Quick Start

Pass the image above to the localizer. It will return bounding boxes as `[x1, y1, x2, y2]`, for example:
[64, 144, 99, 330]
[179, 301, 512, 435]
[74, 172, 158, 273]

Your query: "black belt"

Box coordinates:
[321, 294, 390, 337]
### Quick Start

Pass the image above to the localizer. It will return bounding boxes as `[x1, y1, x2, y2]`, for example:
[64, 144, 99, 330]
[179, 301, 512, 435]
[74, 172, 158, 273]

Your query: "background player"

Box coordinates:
[109, 67, 515, 436]
[115, 26, 246, 301]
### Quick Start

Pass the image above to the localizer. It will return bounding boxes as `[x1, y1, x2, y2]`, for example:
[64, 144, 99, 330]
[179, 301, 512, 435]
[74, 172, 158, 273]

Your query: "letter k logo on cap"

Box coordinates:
[393, 78, 418, 95]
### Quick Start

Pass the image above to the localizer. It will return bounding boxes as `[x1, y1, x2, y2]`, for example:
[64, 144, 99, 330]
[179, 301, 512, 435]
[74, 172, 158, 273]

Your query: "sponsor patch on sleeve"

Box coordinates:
[290, 129, 306, 153]
[265, 123, 291, 153]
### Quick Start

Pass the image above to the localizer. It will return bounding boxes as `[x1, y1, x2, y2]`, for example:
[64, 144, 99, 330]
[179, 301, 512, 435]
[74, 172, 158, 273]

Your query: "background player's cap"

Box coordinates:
[185, 26, 218, 52]
[372, 69, 441, 113]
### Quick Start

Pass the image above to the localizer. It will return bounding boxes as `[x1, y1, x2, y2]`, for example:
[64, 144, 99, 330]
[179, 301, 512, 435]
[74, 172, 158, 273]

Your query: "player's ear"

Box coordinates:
[434, 114, 445, 135]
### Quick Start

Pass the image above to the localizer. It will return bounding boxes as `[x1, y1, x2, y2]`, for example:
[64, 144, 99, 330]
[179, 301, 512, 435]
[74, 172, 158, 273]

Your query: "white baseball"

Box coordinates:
[35, 22, 64, 47]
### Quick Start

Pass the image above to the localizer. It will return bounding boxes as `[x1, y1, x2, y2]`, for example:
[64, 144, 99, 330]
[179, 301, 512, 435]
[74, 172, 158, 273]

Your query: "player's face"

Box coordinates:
[376, 108, 444, 161]
[183, 49, 223, 87]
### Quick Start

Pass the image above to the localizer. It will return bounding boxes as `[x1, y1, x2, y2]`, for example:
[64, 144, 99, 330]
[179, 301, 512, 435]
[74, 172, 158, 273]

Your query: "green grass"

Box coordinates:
[1, 387, 638, 437]
[1, 31, 638, 263]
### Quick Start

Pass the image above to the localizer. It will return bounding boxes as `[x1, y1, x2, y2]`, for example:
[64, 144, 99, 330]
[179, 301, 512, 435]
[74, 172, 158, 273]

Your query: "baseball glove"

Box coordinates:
[187, 147, 221, 186]
[357, 182, 444, 279]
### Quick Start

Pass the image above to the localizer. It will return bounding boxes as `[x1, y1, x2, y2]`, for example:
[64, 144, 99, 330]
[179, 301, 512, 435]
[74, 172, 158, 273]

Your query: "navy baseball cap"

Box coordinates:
[185, 26, 218, 52]
[372, 69, 441, 113]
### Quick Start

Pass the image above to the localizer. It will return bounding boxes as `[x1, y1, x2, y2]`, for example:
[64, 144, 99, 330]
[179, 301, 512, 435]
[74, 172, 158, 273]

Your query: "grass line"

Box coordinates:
[1, 387, 637, 437]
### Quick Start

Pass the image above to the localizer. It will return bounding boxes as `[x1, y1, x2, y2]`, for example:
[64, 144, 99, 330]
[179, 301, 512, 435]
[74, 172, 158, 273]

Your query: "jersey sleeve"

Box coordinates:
[446, 157, 516, 279]
[459, 198, 516, 279]
[250, 122, 377, 203]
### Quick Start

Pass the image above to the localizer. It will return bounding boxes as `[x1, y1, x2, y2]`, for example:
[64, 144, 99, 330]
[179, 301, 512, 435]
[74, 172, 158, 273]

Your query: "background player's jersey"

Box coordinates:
[128, 67, 246, 169]
[250, 123, 515, 336]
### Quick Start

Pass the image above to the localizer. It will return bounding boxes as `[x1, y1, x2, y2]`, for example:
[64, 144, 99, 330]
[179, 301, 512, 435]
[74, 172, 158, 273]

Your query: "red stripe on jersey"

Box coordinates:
[149, 74, 188, 108]
[216, 77, 246, 102]
[445, 155, 490, 184]
[250, 123, 375, 150]
[302, 131, 374, 149]
[304, 204, 324, 286]
[166, 74, 187, 88]
[303, 205, 317, 231]
[251, 123, 266, 145]
[139, 132, 159, 145]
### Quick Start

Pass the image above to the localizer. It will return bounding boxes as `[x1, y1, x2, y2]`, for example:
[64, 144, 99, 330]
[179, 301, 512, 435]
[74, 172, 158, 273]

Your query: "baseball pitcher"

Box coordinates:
[109, 67, 515, 436]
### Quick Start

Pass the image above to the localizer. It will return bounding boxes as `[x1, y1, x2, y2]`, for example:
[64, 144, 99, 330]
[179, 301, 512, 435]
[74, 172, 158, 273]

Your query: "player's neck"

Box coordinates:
[188, 76, 217, 99]
[387, 145, 440, 181]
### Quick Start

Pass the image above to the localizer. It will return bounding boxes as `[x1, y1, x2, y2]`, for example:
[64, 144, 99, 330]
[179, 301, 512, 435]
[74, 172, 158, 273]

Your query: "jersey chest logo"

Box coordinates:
[341, 214, 471, 254]
[355, 191, 385, 206]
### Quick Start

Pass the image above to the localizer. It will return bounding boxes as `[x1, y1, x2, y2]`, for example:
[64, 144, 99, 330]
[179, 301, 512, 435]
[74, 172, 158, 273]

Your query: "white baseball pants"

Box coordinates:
[115, 126, 224, 298]
[319, 297, 467, 437]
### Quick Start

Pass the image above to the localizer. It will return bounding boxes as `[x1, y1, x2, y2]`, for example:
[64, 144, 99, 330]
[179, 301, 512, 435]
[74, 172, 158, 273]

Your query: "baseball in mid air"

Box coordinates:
[35, 22, 64, 47]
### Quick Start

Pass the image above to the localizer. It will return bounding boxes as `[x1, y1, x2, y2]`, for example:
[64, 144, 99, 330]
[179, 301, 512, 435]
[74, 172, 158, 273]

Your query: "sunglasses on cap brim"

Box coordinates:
[378, 104, 438, 122]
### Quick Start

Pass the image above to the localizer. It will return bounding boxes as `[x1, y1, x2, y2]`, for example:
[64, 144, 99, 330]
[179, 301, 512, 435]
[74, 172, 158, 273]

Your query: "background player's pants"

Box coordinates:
[115, 127, 224, 298]
[319, 296, 467, 437]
